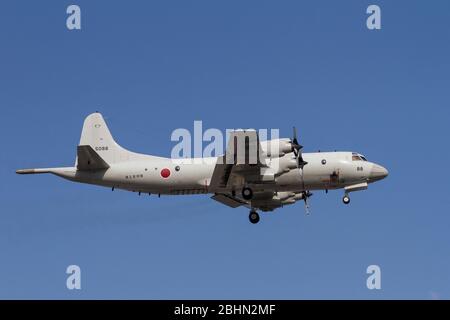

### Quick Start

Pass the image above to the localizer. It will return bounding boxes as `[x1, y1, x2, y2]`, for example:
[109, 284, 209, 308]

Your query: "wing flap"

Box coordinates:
[211, 193, 248, 208]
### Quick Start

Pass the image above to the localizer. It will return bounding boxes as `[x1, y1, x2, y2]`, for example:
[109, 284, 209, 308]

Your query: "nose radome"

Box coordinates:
[370, 164, 389, 181]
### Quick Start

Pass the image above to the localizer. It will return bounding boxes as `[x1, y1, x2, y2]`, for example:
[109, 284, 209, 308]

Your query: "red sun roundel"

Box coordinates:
[160, 168, 171, 178]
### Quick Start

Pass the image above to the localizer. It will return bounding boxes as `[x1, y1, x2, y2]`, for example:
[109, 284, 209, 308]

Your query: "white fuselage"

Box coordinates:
[16, 113, 388, 219]
[48, 151, 385, 196]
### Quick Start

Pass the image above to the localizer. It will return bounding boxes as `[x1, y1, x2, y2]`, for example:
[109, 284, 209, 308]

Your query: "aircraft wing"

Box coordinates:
[209, 130, 271, 191]
[209, 130, 298, 211]
[211, 190, 295, 212]
[211, 193, 249, 208]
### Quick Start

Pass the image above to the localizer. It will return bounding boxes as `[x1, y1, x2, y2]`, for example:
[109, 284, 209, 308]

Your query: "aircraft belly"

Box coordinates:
[275, 169, 304, 192]
[302, 160, 344, 190]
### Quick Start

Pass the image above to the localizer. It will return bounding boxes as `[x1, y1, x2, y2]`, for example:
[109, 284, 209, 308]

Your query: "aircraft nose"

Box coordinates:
[369, 164, 389, 181]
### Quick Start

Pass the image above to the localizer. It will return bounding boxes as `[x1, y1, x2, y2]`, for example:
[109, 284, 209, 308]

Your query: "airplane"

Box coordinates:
[16, 112, 388, 224]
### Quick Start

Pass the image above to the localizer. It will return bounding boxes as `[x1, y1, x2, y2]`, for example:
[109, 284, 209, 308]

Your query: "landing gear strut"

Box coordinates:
[342, 194, 350, 204]
[249, 210, 260, 224]
[242, 187, 253, 200]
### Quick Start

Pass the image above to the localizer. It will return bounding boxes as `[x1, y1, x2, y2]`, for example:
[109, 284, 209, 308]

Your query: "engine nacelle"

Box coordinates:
[275, 191, 295, 201]
[281, 198, 296, 205]
[270, 154, 298, 175]
[281, 192, 306, 205]
[292, 192, 305, 201]
[260, 138, 293, 158]
[254, 192, 305, 211]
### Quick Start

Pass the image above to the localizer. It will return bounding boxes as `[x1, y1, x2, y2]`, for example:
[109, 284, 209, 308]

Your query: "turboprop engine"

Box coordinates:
[276, 191, 305, 204]
[270, 154, 298, 176]
[260, 138, 294, 158]
[244, 191, 310, 212]
[255, 192, 305, 208]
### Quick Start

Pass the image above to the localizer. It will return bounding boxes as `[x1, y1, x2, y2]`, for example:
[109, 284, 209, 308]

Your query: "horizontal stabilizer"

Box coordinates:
[77, 145, 110, 171]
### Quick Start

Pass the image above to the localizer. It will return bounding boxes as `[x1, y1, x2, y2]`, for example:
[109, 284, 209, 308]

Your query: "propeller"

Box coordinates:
[292, 127, 310, 214]
[292, 127, 308, 168]
[303, 190, 313, 215]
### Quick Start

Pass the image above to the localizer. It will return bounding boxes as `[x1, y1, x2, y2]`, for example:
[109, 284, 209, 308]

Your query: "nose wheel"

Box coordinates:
[249, 210, 260, 224]
[342, 194, 350, 204]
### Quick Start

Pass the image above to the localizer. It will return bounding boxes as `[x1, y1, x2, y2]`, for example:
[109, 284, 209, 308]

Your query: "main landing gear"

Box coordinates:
[243, 187, 259, 224]
[342, 194, 350, 205]
[249, 210, 260, 224]
[242, 187, 253, 200]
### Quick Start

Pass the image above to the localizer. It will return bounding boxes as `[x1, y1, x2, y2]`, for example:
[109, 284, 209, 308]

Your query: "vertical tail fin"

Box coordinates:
[77, 112, 131, 166]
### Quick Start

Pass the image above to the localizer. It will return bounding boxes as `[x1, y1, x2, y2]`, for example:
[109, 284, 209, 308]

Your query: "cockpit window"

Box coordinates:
[352, 153, 368, 161]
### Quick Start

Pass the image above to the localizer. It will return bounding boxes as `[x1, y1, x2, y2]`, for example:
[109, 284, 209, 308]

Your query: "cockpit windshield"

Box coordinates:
[352, 153, 368, 161]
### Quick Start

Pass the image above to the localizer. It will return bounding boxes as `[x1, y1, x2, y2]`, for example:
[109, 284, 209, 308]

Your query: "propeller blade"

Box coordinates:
[303, 190, 312, 215]
[292, 126, 300, 156]
[292, 127, 302, 149]
[292, 126, 308, 168]
[298, 159, 308, 168]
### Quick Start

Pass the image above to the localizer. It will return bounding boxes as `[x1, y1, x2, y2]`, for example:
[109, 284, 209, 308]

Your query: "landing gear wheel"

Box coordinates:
[343, 195, 350, 205]
[242, 187, 253, 200]
[249, 211, 260, 224]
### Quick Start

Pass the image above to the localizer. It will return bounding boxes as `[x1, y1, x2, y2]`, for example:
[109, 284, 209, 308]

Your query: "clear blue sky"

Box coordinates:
[1, 0, 449, 299]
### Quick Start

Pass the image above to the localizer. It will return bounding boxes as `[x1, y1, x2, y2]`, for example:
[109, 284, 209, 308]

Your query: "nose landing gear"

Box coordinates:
[342, 194, 350, 204]
[249, 210, 260, 224]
